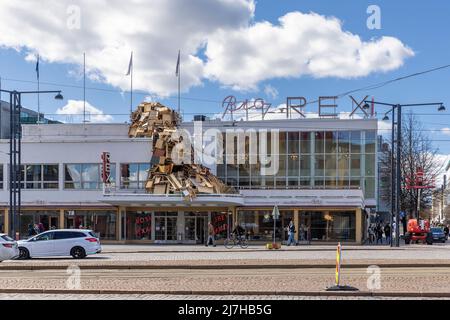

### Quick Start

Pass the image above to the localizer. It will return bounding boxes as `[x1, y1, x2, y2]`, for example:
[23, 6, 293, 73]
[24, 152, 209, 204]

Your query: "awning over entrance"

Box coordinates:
[100, 188, 364, 208]
[239, 189, 365, 208]
[100, 191, 245, 207]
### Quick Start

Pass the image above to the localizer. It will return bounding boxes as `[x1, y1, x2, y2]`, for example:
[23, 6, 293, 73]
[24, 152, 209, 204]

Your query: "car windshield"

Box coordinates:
[431, 228, 443, 232]
[1, 235, 14, 242]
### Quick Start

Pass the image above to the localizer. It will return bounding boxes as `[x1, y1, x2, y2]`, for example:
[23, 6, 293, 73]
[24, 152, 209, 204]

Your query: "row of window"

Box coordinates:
[221, 130, 376, 157]
[0, 163, 150, 190]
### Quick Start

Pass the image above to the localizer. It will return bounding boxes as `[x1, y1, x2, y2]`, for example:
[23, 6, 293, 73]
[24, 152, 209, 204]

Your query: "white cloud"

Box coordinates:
[205, 11, 414, 90]
[0, 0, 254, 96]
[0, 2, 413, 96]
[441, 128, 450, 136]
[56, 100, 113, 123]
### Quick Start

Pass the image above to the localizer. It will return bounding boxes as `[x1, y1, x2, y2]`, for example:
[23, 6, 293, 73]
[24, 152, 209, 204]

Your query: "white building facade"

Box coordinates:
[0, 117, 377, 244]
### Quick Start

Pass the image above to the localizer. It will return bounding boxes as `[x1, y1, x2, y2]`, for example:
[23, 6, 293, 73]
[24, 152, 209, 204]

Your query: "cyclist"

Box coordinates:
[231, 223, 245, 239]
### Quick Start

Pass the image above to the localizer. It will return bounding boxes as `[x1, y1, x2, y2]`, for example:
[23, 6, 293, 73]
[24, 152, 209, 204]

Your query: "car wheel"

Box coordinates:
[18, 247, 30, 260]
[71, 246, 86, 259]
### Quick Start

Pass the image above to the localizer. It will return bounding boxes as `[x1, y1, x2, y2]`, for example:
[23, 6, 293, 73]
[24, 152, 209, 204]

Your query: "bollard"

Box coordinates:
[326, 242, 359, 291]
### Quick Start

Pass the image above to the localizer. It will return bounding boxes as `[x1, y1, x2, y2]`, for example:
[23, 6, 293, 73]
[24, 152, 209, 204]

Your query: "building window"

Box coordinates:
[155, 212, 178, 241]
[120, 163, 150, 189]
[0, 165, 3, 189]
[65, 210, 116, 240]
[238, 210, 293, 242]
[125, 211, 152, 240]
[300, 211, 356, 241]
[17, 164, 59, 189]
[64, 163, 116, 189]
[19, 210, 59, 238]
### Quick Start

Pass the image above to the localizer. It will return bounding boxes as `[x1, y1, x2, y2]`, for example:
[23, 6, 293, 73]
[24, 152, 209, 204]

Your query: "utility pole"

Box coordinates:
[1, 89, 63, 239]
[364, 100, 445, 247]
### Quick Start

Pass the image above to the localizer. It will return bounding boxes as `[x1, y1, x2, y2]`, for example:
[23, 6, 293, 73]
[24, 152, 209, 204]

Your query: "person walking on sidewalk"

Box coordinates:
[287, 219, 296, 246]
[368, 224, 375, 244]
[384, 223, 391, 245]
[375, 223, 383, 244]
[206, 222, 216, 247]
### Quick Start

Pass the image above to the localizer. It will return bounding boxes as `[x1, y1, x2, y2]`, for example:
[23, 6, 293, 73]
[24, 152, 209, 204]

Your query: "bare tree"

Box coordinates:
[379, 112, 443, 220]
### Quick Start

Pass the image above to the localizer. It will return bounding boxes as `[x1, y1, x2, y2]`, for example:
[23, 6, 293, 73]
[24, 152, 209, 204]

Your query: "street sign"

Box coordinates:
[272, 205, 280, 220]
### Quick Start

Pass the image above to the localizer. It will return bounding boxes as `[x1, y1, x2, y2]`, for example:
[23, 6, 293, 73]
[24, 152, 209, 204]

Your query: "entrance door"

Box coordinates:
[196, 216, 207, 244]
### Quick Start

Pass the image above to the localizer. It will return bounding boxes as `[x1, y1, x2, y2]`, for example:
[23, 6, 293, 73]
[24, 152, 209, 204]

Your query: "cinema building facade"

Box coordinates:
[0, 116, 377, 244]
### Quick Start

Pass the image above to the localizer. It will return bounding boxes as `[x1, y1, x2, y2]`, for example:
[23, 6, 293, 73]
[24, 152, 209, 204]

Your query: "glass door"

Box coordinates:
[196, 216, 207, 244]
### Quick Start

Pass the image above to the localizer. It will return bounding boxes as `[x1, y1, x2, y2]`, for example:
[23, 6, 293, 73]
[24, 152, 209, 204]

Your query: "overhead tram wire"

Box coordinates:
[1, 63, 450, 109]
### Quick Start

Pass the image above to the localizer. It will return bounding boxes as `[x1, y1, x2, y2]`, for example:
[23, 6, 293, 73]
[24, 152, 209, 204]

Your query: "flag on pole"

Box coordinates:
[35, 54, 40, 80]
[175, 50, 180, 76]
[126, 52, 133, 76]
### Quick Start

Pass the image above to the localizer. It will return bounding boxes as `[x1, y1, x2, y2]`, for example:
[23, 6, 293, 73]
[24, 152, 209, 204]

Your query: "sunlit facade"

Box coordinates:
[0, 116, 377, 244]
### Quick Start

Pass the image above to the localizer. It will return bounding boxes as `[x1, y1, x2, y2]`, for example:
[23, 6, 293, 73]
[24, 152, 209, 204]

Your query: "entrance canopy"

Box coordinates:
[101, 191, 244, 207]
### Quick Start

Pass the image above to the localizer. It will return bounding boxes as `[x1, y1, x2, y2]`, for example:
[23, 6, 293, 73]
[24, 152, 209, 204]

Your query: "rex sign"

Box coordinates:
[101, 152, 111, 184]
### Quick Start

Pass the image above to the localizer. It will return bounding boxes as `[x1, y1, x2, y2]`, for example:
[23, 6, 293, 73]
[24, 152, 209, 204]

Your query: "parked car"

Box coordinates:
[17, 229, 101, 259]
[0, 234, 19, 261]
[430, 227, 447, 243]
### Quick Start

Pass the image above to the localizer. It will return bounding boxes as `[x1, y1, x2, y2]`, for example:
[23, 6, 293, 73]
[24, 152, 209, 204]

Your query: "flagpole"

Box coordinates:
[83, 52, 86, 123]
[178, 56, 180, 114]
[130, 52, 133, 116]
[37, 55, 40, 123]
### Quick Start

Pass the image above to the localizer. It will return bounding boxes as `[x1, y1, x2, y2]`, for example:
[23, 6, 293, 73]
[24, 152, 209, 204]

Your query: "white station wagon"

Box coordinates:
[17, 229, 102, 259]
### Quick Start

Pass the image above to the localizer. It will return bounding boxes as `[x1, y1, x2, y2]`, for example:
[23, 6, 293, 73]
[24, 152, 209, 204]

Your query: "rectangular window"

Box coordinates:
[314, 154, 325, 177]
[238, 210, 289, 242]
[365, 154, 376, 176]
[315, 132, 324, 153]
[17, 164, 59, 189]
[325, 154, 337, 177]
[324, 132, 338, 153]
[65, 210, 116, 240]
[287, 154, 299, 176]
[120, 163, 150, 189]
[365, 130, 376, 153]
[350, 131, 361, 153]
[300, 132, 311, 154]
[300, 155, 311, 177]
[287, 132, 299, 154]
[350, 154, 361, 177]
[125, 211, 152, 240]
[338, 131, 350, 154]
[64, 163, 116, 189]
[0, 165, 3, 189]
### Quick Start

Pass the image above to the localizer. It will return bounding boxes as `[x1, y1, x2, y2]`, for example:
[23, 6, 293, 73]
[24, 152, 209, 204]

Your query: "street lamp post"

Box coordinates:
[364, 100, 445, 247]
[0, 89, 63, 240]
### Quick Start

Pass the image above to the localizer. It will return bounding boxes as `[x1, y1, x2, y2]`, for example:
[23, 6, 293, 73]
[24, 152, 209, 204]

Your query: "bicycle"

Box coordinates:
[224, 233, 248, 249]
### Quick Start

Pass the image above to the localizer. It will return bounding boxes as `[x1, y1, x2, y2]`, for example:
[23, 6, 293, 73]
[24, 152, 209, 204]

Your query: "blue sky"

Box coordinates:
[0, 0, 449, 156]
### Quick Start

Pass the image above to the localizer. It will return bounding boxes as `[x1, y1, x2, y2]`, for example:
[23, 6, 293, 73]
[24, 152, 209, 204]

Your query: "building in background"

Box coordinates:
[0, 100, 59, 139]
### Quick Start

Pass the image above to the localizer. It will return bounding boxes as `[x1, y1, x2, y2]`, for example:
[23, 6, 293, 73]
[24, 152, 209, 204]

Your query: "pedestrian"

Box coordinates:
[375, 224, 383, 244]
[286, 219, 296, 246]
[38, 222, 45, 233]
[368, 224, 375, 244]
[384, 223, 391, 245]
[444, 225, 449, 239]
[27, 224, 35, 237]
[206, 222, 216, 247]
[299, 224, 305, 241]
[33, 223, 40, 235]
